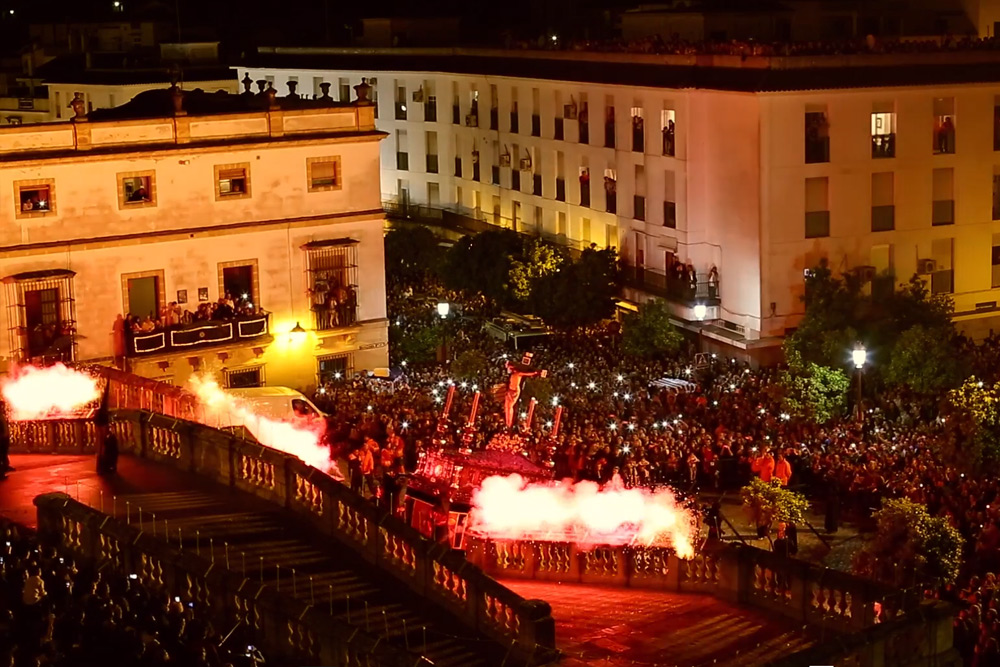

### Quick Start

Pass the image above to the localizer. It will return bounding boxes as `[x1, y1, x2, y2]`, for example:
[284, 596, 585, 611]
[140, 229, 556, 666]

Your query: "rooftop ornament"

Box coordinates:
[354, 78, 373, 105]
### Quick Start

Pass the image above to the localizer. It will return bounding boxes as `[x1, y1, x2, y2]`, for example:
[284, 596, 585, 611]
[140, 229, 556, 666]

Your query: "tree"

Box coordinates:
[854, 498, 963, 587]
[785, 260, 955, 374]
[740, 478, 810, 537]
[507, 239, 567, 302]
[441, 229, 523, 303]
[450, 349, 489, 380]
[622, 299, 683, 359]
[778, 360, 850, 424]
[884, 324, 964, 394]
[946, 377, 1000, 466]
[391, 322, 443, 364]
[530, 245, 620, 327]
[384, 225, 444, 286]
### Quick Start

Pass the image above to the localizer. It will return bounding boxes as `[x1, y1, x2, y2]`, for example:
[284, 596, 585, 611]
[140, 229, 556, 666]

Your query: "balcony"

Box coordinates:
[621, 265, 720, 305]
[605, 123, 615, 148]
[872, 133, 895, 158]
[126, 313, 271, 357]
[664, 201, 677, 228]
[805, 137, 829, 163]
[580, 183, 590, 207]
[606, 191, 617, 214]
[871, 205, 895, 231]
[580, 122, 589, 144]
[424, 102, 437, 122]
[932, 199, 954, 226]
[805, 210, 830, 238]
[632, 128, 644, 153]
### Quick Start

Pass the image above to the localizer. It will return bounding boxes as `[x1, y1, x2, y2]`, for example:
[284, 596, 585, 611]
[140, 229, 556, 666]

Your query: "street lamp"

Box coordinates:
[693, 303, 707, 321]
[437, 302, 450, 319]
[852, 344, 867, 421]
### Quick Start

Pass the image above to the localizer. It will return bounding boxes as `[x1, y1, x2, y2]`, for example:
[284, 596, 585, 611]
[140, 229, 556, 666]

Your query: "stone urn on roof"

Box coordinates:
[354, 78, 373, 105]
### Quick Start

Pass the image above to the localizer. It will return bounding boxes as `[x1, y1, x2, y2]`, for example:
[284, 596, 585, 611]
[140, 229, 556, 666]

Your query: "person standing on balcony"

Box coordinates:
[708, 265, 719, 300]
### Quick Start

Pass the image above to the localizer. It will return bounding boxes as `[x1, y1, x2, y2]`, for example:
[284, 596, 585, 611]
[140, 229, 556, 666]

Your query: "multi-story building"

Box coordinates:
[0, 85, 388, 390]
[240, 45, 1000, 361]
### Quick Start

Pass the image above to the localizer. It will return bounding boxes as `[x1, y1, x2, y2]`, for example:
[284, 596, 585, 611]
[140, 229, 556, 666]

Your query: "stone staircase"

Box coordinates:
[108, 489, 489, 667]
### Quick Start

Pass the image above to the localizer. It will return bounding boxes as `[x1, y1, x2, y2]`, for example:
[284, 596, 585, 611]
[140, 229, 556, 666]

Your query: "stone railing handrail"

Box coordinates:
[0, 103, 377, 157]
[257, 44, 1000, 71]
[33, 492, 421, 667]
[468, 536, 926, 634]
[107, 407, 556, 662]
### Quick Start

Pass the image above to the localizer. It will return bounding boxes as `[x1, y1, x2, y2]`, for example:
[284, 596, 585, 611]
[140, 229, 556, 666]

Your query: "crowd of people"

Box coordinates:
[508, 33, 1000, 58]
[0, 522, 273, 667]
[303, 275, 1000, 664]
[124, 293, 263, 335]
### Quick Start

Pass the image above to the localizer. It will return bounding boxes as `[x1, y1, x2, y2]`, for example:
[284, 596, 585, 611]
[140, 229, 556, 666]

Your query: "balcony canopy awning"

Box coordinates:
[300, 237, 358, 250]
[2, 268, 76, 284]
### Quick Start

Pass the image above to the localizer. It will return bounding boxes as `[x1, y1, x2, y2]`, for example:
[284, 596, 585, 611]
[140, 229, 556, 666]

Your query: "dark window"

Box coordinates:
[454, 157, 462, 178]
[531, 114, 540, 137]
[634, 195, 645, 221]
[533, 173, 542, 196]
[25, 287, 60, 357]
[555, 178, 565, 202]
[396, 152, 408, 170]
[492, 165, 500, 184]
[664, 201, 676, 228]
[805, 112, 830, 163]
[512, 170, 520, 191]
[490, 108, 498, 130]
[871, 205, 895, 232]
[226, 367, 263, 388]
[932, 200, 955, 226]
[222, 265, 254, 304]
[452, 105, 460, 124]
[424, 98, 437, 122]
[318, 354, 351, 383]
[510, 111, 519, 133]
[805, 211, 830, 238]
[426, 154, 439, 174]
[472, 162, 480, 182]
[554, 118, 564, 140]
[395, 102, 406, 120]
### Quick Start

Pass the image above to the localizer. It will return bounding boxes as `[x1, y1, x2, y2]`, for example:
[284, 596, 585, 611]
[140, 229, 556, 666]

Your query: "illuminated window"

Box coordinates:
[14, 179, 55, 219]
[118, 171, 156, 209]
[214, 164, 250, 200]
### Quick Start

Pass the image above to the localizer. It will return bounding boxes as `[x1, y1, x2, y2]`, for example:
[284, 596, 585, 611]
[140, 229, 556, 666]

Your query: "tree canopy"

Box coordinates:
[785, 261, 956, 389]
[622, 299, 683, 359]
[384, 225, 445, 287]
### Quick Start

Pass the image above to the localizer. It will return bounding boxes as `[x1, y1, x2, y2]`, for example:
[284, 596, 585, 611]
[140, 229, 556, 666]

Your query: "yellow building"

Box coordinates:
[0, 84, 389, 392]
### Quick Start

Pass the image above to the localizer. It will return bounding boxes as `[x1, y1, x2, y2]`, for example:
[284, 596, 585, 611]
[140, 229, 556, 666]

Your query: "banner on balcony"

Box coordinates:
[170, 322, 233, 347]
[236, 316, 268, 339]
[132, 332, 167, 354]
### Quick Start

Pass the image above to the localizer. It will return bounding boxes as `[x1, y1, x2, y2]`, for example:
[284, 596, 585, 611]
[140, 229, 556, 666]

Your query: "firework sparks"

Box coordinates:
[189, 376, 341, 479]
[2, 363, 101, 420]
[470, 474, 696, 557]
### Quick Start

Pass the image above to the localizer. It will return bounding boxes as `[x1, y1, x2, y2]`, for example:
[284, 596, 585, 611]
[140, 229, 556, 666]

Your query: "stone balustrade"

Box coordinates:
[33, 492, 420, 667]
[9, 418, 100, 454]
[105, 407, 556, 664]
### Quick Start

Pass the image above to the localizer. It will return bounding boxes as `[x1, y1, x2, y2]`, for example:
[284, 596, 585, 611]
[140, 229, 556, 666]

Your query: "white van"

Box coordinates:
[225, 386, 327, 421]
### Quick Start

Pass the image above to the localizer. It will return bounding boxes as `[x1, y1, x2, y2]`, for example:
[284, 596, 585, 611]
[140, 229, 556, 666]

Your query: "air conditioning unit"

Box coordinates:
[412, 88, 424, 103]
[564, 103, 578, 119]
[499, 153, 511, 167]
[854, 265, 876, 282]
[465, 114, 478, 127]
[917, 258, 937, 274]
[519, 158, 532, 170]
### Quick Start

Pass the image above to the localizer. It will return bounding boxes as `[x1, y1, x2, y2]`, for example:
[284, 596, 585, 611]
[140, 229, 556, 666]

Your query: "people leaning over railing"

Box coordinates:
[124, 294, 265, 337]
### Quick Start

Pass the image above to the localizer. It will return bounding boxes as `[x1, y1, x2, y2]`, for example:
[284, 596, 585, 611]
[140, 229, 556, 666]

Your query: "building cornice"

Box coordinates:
[0, 208, 387, 258]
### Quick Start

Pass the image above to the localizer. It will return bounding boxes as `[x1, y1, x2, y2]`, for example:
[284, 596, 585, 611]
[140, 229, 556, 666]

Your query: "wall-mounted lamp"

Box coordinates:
[217, 352, 229, 362]
[187, 357, 200, 370]
[252, 347, 265, 358]
[157, 361, 170, 371]
[693, 303, 707, 321]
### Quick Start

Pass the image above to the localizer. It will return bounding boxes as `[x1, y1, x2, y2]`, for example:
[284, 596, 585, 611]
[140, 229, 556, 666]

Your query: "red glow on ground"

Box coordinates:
[189, 376, 342, 480]
[1, 364, 101, 420]
[471, 474, 696, 557]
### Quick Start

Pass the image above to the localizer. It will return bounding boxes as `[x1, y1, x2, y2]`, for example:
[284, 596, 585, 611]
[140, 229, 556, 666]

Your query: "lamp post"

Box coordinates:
[436, 302, 450, 363]
[852, 344, 867, 422]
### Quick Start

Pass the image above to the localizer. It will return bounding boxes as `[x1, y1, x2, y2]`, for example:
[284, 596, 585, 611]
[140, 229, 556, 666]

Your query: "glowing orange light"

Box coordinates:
[471, 474, 696, 558]
[2, 363, 101, 420]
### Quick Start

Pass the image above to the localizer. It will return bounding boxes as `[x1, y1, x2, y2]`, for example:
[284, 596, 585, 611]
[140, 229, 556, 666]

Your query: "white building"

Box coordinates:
[241, 46, 1000, 361]
[0, 86, 388, 391]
